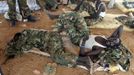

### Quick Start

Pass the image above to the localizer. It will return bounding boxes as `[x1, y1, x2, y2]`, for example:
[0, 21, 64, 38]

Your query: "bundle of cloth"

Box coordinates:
[115, 12, 134, 28]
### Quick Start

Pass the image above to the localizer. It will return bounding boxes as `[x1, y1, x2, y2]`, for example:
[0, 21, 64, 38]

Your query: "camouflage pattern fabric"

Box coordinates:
[55, 12, 89, 46]
[6, 29, 77, 66]
[98, 44, 132, 71]
[78, 1, 104, 26]
[7, 0, 31, 20]
[78, 0, 96, 17]
[115, 16, 134, 28]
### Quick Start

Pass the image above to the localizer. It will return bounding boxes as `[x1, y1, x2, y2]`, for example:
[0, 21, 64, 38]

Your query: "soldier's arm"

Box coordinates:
[86, 46, 104, 56]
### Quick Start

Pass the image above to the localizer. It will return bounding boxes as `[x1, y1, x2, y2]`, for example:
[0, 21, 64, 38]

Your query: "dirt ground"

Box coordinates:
[0, 5, 134, 75]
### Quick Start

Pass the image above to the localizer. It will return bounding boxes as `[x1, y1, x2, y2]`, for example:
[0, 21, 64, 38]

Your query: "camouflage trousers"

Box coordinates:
[78, 1, 103, 26]
[98, 44, 132, 71]
[7, 0, 31, 20]
[115, 16, 134, 28]
[6, 29, 77, 66]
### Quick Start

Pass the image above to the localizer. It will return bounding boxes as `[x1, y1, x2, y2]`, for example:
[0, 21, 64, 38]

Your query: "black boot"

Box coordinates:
[27, 15, 37, 22]
[11, 20, 16, 27]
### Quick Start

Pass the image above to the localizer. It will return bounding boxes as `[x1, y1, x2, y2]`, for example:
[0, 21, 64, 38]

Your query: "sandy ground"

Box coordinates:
[0, 5, 134, 75]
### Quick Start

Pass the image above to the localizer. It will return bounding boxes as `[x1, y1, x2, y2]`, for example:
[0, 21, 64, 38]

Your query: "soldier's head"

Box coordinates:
[106, 25, 123, 48]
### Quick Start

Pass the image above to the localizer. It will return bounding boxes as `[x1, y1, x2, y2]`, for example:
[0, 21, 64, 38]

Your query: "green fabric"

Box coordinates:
[98, 44, 132, 71]
[7, 0, 31, 20]
[55, 12, 89, 46]
[77, 1, 104, 26]
[6, 29, 77, 66]
[78, 1, 96, 16]
[115, 16, 134, 28]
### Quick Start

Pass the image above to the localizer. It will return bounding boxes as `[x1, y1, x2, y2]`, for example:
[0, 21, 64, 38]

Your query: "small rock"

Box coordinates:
[33, 69, 41, 75]
[21, 24, 27, 27]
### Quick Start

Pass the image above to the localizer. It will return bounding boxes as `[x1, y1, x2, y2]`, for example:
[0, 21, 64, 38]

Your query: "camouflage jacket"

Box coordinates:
[98, 44, 132, 71]
[55, 12, 89, 46]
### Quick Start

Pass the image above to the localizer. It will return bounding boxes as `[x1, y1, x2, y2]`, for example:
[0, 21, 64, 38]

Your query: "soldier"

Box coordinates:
[78, 25, 132, 73]
[116, 12, 134, 28]
[7, 0, 37, 26]
[74, 0, 106, 25]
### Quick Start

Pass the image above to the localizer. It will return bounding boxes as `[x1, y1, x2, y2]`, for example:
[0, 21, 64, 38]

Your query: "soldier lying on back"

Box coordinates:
[77, 25, 132, 74]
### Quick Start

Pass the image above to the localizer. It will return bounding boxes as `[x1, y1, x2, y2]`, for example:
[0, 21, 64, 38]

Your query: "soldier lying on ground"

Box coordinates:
[4, 26, 132, 75]
[5, 11, 89, 66]
[7, 0, 37, 26]
[74, 0, 106, 25]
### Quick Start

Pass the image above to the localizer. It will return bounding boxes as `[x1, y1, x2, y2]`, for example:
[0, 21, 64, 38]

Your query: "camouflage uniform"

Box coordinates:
[77, 0, 105, 26]
[55, 12, 89, 46]
[7, 0, 31, 21]
[115, 16, 134, 28]
[6, 29, 77, 66]
[98, 44, 132, 71]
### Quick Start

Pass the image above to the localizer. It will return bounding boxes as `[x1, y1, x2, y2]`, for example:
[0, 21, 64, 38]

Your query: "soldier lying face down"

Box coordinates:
[6, 0, 37, 27]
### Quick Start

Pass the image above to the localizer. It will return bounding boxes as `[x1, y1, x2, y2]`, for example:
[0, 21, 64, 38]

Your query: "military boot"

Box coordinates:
[27, 15, 37, 22]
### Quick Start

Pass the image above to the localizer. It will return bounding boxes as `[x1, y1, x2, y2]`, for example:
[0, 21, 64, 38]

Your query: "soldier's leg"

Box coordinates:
[7, 0, 16, 26]
[18, 0, 31, 18]
[18, 0, 37, 22]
